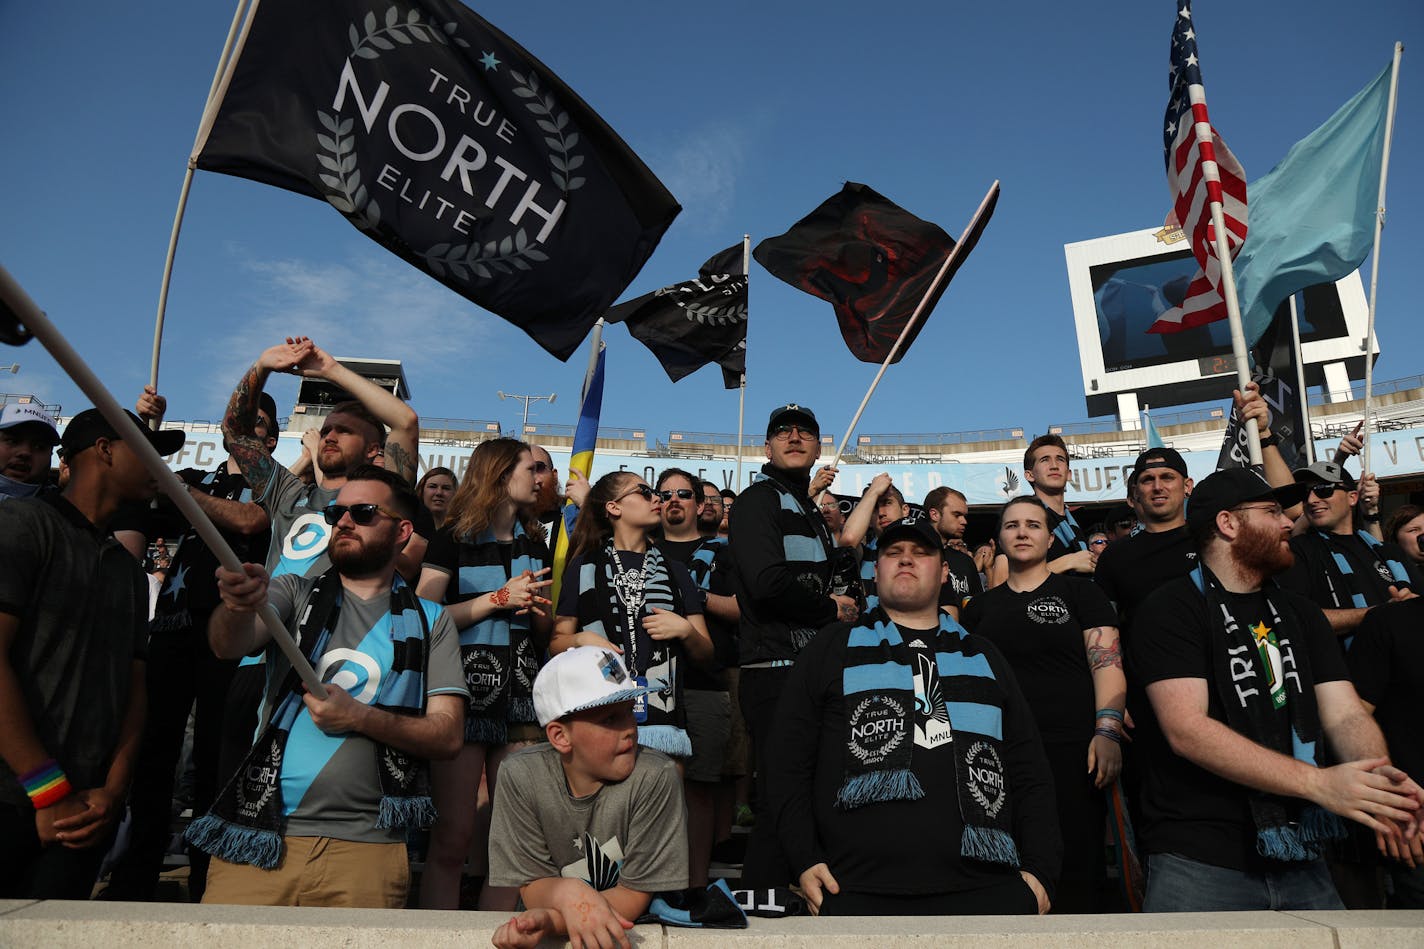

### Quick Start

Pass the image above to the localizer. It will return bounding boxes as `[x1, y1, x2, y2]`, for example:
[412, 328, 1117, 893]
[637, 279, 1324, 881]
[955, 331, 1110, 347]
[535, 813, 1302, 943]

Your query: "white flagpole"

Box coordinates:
[582, 318, 606, 403]
[828, 182, 998, 469]
[148, 0, 257, 391]
[736, 234, 750, 490]
[1287, 293, 1316, 464]
[1361, 41, 1404, 477]
[2, 261, 326, 696]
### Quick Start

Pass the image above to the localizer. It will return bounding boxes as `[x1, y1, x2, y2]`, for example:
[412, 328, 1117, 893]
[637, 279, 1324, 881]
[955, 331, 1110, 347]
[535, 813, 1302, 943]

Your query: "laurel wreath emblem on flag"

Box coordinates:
[316, 4, 588, 284]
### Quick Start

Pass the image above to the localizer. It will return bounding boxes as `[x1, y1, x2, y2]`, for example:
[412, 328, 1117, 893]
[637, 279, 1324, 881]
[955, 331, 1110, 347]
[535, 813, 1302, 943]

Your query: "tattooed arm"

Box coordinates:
[1084, 624, 1127, 789]
[288, 338, 421, 485]
[221, 339, 311, 498]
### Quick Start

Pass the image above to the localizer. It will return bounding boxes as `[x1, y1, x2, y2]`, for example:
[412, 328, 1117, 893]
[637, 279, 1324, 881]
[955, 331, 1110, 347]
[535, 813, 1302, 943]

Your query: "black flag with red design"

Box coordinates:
[754, 182, 996, 364]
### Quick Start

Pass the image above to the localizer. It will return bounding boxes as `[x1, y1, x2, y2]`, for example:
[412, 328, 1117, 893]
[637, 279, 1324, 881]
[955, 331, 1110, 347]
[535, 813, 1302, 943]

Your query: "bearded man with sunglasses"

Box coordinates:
[729, 404, 858, 887]
[1281, 461, 1420, 645]
[202, 465, 465, 907]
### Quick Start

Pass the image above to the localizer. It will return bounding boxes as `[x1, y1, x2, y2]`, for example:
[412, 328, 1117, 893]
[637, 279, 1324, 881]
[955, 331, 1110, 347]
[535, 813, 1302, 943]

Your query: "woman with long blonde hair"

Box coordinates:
[416, 438, 552, 910]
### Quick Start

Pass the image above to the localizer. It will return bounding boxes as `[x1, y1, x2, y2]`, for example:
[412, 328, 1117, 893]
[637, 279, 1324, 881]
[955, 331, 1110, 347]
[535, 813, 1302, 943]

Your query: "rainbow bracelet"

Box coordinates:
[20, 760, 72, 809]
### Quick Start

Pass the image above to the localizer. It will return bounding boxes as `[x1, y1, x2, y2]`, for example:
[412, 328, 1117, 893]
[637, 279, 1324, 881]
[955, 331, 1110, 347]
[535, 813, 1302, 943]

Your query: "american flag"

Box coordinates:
[1150, 0, 1248, 334]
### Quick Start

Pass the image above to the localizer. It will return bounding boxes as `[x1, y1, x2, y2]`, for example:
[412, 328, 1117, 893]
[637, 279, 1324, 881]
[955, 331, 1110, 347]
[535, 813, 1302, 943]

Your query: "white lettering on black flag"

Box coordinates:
[196, 0, 680, 360]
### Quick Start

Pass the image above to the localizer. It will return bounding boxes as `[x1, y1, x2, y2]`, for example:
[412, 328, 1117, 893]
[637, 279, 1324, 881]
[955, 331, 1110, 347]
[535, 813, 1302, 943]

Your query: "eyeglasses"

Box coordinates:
[1089, 538, 1109, 547]
[1111, 520, 1135, 531]
[323, 502, 405, 526]
[1308, 484, 1345, 500]
[657, 488, 696, 502]
[770, 424, 817, 441]
[617, 484, 657, 502]
[700, 495, 724, 507]
[533, 461, 552, 474]
[1230, 502, 1284, 518]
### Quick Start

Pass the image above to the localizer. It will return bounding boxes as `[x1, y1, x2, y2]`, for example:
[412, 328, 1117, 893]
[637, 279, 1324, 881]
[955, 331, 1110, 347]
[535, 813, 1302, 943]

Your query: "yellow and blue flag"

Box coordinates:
[551, 344, 605, 606]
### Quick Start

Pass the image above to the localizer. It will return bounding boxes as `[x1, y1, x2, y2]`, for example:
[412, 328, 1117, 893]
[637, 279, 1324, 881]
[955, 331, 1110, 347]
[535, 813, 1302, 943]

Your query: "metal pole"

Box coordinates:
[1287, 293, 1316, 464]
[1361, 41, 1404, 477]
[149, 0, 255, 392]
[2, 261, 326, 695]
[736, 234, 750, 490]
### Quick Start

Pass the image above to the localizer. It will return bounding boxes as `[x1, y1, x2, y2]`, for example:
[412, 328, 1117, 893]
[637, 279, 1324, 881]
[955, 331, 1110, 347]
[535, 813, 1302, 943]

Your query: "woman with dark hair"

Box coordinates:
[416, 439, 552, 911]
[960, 495, 1125, 914]
[553, 471, 713, 757]
[416, 465, 458, 530]
[1386, 504, 1424, 570]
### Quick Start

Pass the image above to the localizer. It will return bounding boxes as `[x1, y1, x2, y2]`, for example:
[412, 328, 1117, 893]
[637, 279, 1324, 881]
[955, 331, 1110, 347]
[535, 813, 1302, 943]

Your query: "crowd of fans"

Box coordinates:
[2, 338, 1422, 946]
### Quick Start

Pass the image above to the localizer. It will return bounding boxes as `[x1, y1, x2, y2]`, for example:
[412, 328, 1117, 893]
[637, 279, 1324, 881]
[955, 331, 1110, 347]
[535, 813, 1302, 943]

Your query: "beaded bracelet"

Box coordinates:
[1093, 726, 1123, 744]
[1095, 708, 1124, 723]
[20, 760, 72, 809]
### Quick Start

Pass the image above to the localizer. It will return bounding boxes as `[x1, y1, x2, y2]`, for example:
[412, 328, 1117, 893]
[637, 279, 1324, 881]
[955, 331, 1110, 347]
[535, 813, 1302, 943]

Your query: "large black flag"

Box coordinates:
[603, 244, 748, 388]
[1217, 293, 1313, 471]
[754, 183, 996, 364]
[196, 0, 680, 360]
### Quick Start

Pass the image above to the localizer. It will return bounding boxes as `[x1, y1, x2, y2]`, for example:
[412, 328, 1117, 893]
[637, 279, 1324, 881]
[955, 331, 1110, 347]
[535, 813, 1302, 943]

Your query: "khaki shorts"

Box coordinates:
[203, 835, 409, 908]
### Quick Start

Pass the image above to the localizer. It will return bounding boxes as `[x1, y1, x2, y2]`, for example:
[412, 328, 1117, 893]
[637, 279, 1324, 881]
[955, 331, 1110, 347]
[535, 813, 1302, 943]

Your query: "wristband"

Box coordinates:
[1095, 708, 1124, 723]
[20, 760, 72, 809]
[490, 587, 511, 608]
[1363, 513, 1381, 523]
[1093, 726, 1123, 744]
[1259, 430, 1279, 448]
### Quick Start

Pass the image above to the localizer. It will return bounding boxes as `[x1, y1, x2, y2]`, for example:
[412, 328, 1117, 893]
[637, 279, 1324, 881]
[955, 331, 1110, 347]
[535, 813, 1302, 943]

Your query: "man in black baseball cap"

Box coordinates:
[730, 401, 855, 886]
[1126, 466, 1423, 912]
[59, 407, 186, 460]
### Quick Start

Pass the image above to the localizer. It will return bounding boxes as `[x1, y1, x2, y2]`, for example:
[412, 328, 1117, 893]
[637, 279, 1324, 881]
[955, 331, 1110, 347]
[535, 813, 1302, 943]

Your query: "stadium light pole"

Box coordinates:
[498, 390, 557, 436]
[1, 364, 18, 374]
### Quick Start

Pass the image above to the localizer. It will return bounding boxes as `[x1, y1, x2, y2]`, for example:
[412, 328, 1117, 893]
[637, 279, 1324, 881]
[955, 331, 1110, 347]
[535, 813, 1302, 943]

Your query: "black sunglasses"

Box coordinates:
[533, 461, 552, 474]
[1308, 484, 1346, 499]
[617, 484, 657, 502]
[323, 502, 404, 526]
[656, 488, 696, 501]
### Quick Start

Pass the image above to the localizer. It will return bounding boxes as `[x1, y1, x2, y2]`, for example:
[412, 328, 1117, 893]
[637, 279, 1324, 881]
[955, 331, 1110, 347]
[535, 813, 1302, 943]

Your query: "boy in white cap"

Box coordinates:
[490, 646, 688, 949]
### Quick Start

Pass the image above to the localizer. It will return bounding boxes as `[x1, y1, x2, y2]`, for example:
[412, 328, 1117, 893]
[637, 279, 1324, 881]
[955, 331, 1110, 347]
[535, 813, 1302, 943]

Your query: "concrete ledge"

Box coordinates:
[0, 901, 1419, 948]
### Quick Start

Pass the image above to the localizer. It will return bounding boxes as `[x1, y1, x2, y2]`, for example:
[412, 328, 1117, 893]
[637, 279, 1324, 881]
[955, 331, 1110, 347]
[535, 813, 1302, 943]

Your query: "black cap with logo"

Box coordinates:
[766, 403, 819, 440]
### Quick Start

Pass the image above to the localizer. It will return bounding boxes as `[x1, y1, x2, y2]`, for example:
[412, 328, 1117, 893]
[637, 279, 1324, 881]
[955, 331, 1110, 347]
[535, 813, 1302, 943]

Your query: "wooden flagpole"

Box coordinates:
[2, 261, 326, 696]
[828, 182, 999, 470]
[1361, 42, 1404, 477]
[148, 0, 257, 391]
[736, 234, 750, 490]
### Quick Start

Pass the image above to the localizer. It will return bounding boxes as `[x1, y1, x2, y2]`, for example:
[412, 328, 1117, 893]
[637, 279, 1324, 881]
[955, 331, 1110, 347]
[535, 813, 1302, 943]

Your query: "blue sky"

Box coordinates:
[2, 1, 1420, 446]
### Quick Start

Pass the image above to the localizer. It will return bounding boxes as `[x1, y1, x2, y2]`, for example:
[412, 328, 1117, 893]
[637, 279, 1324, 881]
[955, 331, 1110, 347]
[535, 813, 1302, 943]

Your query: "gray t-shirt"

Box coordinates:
[0, 495, 147, 804]
[263, 573, 467, 843]
[489, 742, 688, 892]
[260, 464, 338, 580]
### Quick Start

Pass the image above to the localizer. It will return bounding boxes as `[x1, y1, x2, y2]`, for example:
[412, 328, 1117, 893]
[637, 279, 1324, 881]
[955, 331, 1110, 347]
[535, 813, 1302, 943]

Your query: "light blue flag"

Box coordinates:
[1236, 63, 1392, 346]
[1142, 411, 1166, 450]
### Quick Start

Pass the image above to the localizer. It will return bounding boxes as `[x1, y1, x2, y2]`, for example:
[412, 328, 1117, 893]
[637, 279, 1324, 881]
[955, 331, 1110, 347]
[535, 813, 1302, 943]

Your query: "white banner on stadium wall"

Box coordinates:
[155, 429, 1424, 508]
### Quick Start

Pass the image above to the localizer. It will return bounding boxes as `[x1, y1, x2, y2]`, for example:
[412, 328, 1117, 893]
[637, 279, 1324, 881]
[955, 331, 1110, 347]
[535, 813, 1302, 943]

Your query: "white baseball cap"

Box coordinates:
[0, 404, 60, 444]
[533, 646, 654, 727]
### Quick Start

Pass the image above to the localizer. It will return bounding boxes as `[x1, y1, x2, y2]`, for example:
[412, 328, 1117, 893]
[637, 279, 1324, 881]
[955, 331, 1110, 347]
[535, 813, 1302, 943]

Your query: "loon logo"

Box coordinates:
[1000, 467, 1019, 498]
[1026, 595, 1070, 625]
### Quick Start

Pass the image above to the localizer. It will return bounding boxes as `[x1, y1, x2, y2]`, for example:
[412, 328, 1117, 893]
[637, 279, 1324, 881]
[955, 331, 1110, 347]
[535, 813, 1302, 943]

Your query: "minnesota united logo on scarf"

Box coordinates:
[576, 543, 690, 756]
[186, 570, 435, 869]
[838, 609, 1020, 867]
[455, 521, 544, 743]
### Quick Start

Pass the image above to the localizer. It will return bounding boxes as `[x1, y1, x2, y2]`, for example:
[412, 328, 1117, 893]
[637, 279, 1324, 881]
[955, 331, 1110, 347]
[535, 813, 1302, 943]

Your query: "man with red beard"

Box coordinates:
[1129, 468, 1424, 912]
[198, 465, 465, 907]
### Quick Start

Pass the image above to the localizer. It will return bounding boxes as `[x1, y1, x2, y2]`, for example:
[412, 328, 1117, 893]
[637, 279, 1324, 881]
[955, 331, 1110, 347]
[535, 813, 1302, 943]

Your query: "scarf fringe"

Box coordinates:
[467, 715, 508, 744]
[834, 768, 925, 810]
[508, 696, 536, 724]
[1256, 825, 1314, 862]
[637, 724, 692, 758]
[1299, 805, 1347, 845]
[184, 813, 283, 870]
[961, 824, 1021, 867]
[377, 794, 437, 829]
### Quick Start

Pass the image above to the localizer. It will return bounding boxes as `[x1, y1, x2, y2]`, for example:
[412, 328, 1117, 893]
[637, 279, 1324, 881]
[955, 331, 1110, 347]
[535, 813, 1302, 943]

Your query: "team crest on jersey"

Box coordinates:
[281, 511, 330, 561]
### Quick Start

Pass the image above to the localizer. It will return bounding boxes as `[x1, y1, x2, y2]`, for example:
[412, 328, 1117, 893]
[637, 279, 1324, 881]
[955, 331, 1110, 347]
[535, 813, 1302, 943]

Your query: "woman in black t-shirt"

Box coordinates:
[553, 471, 712, 757]
[960, 495, 1126, 913]
[415, 439, 553, 911]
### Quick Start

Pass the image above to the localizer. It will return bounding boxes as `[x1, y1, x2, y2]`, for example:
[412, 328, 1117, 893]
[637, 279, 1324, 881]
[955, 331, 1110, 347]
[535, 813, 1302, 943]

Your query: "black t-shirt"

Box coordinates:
[1281, 531, 1421, 611]
[1346, 599, 1424, 785]
[767, 621, 1060, 899]
[1128, 578, 1349, 872]
[937, 547, 985, 611]
[1093, 525, 1197, 646]
[556, 550, 705, 625]
[960, 574, 1118, 743]
[656, 537, 735, 689]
